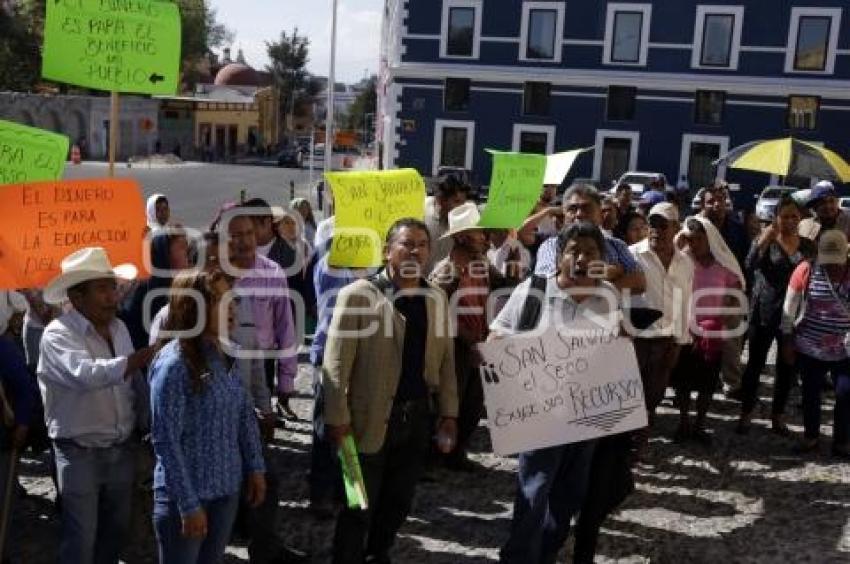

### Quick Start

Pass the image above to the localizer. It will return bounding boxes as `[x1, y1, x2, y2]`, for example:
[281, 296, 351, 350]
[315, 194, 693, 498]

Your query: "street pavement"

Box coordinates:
[62, 161, 327, 229]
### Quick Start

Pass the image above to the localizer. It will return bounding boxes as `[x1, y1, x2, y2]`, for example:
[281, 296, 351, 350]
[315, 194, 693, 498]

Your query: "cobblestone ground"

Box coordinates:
[15, 360, 850, 563]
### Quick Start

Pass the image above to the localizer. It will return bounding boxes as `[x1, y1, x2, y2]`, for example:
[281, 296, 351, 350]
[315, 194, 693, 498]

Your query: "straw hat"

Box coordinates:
[440, 202, 482, 239]
[43, 247, 137, 304]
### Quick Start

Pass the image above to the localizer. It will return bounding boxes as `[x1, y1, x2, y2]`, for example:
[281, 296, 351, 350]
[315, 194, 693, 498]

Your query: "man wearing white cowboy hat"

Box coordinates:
[37, 247, 154, 564]
[429, 202, 520, 471]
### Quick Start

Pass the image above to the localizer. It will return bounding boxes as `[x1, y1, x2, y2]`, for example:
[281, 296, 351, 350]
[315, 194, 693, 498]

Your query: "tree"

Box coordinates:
[0, 1, 44, 91]
[177, 0, 233, 89]
[343, 75, 377, 133]
[266, 28, 316, 136]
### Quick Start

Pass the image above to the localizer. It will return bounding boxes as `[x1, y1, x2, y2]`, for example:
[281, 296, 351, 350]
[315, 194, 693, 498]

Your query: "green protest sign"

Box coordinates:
[478, 150, 547, 229]
[0, 120, 69, 185]
[42, 0, 181, 95]
[338, 435, 368, 509]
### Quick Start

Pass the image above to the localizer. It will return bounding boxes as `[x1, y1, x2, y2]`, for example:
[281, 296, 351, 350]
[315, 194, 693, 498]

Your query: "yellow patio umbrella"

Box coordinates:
[714, 137, 850, 183]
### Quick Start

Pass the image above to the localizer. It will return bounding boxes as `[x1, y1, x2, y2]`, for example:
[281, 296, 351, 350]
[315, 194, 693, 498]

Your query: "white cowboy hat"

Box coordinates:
[440, 202, 482, 239]
[43, 247, 137, 305]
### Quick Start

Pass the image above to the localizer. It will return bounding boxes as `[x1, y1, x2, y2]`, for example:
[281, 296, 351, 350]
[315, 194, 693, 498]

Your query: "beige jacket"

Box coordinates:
[323, 274, 459, 454]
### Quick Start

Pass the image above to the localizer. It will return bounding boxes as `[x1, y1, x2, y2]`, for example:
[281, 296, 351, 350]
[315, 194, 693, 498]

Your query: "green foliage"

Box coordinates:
[0, 1, 44, 91]
[266, 28, 316, 124]
[343, 75, 377, 131]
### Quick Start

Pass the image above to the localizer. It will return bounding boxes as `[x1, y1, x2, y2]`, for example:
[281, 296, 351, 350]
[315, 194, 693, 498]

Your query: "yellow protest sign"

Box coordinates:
[326, 169, 426, 268]
[42, 0, 181, 95]
[0, 120, 69, 185]
[0, 178, 147, 290]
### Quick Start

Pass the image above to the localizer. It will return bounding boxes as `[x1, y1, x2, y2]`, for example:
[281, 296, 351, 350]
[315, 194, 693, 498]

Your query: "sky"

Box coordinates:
[211, 0, 382, 84]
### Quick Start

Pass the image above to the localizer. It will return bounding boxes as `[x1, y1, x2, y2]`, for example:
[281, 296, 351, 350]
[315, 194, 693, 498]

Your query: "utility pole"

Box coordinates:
[324, 0, 338, 176]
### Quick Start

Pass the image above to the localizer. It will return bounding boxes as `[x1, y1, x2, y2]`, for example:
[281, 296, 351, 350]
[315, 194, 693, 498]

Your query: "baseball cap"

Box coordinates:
[640, 191, 666, 206]
[817, 229, 848, 265]
[648, 202, 679, 222]
[807, 180, 836, 208]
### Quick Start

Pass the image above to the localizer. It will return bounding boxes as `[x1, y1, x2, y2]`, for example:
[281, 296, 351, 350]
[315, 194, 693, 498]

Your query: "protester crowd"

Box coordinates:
[1, 174, 850, 564]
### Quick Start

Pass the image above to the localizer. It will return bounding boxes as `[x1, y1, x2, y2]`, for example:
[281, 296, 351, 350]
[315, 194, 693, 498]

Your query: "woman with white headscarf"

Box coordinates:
[673, 216, 746, 445]
[146, 193, 171, 232]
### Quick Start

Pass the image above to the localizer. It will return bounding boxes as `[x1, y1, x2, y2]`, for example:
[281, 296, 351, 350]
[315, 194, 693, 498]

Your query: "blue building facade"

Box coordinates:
[378, 0, 850, 199]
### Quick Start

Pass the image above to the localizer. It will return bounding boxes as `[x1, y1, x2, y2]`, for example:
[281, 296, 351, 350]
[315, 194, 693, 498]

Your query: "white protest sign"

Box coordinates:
[543, 148, 590, 186]
[478, 322, 646, 455]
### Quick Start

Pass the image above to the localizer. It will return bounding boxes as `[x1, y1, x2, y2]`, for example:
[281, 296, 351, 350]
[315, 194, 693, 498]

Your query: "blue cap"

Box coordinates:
[807, 182, 836, 208]
[640, 190, 666, 206]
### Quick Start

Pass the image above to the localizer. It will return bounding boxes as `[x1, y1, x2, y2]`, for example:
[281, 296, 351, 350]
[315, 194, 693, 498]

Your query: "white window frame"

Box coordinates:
[440, 0, 483, 60]
[678, 134, 730, 185]
[603, 3, 652, 67]
[519, 2, 565, 63]
[784, 7, 842, 75]
[512, 124, 556, 154]
[592, 129, 640, 181]
[691, 5, 744, 70]
[433, 119, 475, 176]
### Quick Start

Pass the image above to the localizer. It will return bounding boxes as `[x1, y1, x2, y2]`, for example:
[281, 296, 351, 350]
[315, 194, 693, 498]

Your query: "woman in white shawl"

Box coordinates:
[146, 193, 170, 232]
[674, 216, 746, 444]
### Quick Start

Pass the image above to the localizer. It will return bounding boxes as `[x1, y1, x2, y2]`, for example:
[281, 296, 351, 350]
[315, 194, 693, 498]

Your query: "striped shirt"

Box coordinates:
[790, 264, 850, 361]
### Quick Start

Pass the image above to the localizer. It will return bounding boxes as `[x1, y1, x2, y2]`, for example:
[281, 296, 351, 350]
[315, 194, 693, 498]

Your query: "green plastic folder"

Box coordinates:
[338, 435, 368, 510]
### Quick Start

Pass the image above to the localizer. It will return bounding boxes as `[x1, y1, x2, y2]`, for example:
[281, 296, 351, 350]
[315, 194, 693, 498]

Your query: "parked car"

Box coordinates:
[614, 171, 670, 195]
[276, 146, 304, 168]
[755, 186, 799, 220]
[790, 188, 812, 207]
[840, 197, 850, 210]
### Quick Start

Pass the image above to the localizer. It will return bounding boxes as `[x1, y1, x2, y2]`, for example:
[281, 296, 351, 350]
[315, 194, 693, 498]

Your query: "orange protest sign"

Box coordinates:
[0, 178, 147, 290]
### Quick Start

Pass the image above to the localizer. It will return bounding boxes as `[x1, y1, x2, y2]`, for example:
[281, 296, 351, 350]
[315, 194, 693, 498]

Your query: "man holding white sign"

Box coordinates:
[484, 223, 645, 564]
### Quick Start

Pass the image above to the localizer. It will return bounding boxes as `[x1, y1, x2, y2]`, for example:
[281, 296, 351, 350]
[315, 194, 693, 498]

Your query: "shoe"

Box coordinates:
[269, 545, 309, 564]
[831, 445, 850, 460]
[445, 453, 479, 473]
[735, 413, 752, 435]
[691, 428, 713, 447]
[771, 417, 791, 437]
[725, 388, 744, 402]
[792, 439, 819, 455]
[309, 498, 335, 520]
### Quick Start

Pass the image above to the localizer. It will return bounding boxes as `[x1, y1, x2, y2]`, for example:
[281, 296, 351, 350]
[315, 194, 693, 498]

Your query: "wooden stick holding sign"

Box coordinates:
[108, 92, 120, 177]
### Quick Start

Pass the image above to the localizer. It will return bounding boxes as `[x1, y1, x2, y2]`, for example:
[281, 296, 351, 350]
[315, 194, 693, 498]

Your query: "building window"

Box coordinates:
[794, 16, 831, 71]
[520, 2, 565, 62]
[441, 0, 482, 59]
[694, 91, 725, 125]
[607, 86, 636, 121]
[603, 3, 652, 66]
[593, 130, 640, 184]
[523, 82, 551, 116]
[444, 78, 471, 112]
[692, 5, 744, 70]
[787, 96, 819, 130]
[433, 119, 474, 175]
[512, 124, 556, 154]
[785, 8, 841, 74]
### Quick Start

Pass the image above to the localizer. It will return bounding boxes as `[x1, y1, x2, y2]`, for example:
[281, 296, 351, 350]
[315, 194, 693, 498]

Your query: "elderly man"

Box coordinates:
[221, 208, 307, 563]
[424, 173, 473, 271]
[325, 218, 458, 564]
[525, 183, 646, 293]
[37, 247, 154, 564]
[430, 203, 519, 471]
[799, 180, 850, 240]
[630, 203, 694, 424]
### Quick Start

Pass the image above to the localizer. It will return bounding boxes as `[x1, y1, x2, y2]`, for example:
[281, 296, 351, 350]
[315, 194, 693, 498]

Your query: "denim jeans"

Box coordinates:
[52, 439, 135, 564]
[500, 440, 597, 564]
[797, 353, 850, 446]
[153, 493, 240, 564]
